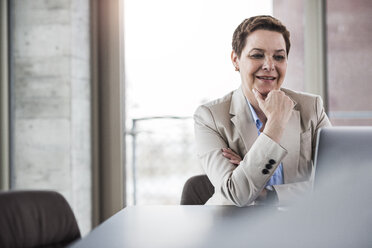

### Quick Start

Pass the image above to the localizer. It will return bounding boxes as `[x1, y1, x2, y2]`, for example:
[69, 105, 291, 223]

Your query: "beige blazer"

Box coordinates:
[194, 87, 331, 206]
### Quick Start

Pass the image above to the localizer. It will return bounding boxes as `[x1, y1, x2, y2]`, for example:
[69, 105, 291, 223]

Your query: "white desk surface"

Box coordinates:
[69, 205, 277, 248]
[69, 201, 372, 248]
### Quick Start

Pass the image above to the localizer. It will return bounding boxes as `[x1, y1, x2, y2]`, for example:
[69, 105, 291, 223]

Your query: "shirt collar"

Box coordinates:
[245, 98, 263, 131]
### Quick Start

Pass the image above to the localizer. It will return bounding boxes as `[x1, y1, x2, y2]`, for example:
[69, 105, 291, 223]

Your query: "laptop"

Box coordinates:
[313, 126, 372, 190]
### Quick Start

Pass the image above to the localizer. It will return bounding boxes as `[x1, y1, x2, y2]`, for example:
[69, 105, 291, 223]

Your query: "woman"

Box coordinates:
[194, 15, 331, 206]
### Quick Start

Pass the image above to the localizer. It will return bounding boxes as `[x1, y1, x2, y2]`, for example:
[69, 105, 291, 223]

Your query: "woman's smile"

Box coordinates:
[256, 75, 277, 84]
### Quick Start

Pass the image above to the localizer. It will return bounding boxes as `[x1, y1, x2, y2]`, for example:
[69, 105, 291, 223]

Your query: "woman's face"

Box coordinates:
[232, 29, 287, 100]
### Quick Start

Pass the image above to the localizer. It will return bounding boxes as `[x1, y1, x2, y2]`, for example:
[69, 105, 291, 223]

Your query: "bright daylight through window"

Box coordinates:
[124, 0, 273, 205]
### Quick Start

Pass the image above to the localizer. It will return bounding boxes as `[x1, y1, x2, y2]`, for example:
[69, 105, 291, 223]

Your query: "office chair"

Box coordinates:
[180, 174, 214, 205]
[0, 190, 81, 248]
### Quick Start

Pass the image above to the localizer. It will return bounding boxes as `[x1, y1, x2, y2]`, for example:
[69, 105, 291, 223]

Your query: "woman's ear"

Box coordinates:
[231, 51, 239, 71]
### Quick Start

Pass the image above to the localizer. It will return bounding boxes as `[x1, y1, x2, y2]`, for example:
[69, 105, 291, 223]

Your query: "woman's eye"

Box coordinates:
[250, 54, 264, 59]
[274, 55, 285, 61]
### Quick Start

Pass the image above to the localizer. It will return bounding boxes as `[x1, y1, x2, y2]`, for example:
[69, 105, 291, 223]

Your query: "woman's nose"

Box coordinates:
[262, 58, 275, 71]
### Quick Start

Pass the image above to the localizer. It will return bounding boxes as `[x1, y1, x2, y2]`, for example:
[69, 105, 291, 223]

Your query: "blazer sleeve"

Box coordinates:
[273, 95, 332, 204]
[194, 105, 288, 207]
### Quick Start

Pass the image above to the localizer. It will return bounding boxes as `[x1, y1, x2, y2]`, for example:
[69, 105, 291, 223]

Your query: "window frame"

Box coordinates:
[0, 0, 10, 191]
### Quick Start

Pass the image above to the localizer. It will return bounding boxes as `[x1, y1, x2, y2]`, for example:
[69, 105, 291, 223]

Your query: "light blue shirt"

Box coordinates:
[246, 100, 284, 187]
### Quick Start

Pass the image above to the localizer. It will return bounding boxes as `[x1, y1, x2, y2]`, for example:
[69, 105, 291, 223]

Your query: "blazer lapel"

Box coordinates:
[279, 93, 300, 183]
[229, 87, 258, 155]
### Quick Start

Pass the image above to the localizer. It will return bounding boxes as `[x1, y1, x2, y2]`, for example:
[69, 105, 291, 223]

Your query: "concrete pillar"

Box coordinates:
[11, 0, 91, 234]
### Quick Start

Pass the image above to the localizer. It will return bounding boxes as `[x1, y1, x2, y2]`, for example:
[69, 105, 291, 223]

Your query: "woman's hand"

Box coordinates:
[222, 148, 269, 202]
[253, 89, 294, 143]
[222, 147, 273, 203]
[222, 148, 242, 165]
[256, 189, 268, 202]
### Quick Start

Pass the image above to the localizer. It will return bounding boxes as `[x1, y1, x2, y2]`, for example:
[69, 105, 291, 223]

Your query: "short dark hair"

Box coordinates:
[232, 15, 291, 58]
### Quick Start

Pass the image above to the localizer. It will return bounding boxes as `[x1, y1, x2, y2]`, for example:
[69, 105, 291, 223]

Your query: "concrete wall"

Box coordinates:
[11, 0, 91, 234]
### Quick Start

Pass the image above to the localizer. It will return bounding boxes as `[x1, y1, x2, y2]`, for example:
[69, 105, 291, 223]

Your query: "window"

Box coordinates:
[124, 0, 273, 205]
[326, 0, 372, 126]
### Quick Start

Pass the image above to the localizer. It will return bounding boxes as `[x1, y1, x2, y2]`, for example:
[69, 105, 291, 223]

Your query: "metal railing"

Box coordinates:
[126, 116, 192, 205]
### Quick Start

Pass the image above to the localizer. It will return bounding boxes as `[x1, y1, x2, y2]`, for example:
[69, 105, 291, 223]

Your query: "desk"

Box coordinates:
[69, 205, 277, 248]
[70, 202, 372, 248]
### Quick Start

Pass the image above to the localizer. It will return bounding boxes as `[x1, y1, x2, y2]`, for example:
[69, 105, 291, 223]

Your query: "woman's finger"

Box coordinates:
[222, 152, 236, 159]
[230, 159, 241, 165]
[253, 88, 265, 106]
[222, 148, 242, 160]
[222, 151, 239, 159]
[222, 148, 236, 155]
[222, 148, 242, 165]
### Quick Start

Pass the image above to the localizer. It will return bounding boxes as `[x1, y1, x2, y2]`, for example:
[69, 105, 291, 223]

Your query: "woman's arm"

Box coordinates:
[273, 95, 331, 204]
[194, 105, 287, 206]
[222, 148, 271, 202]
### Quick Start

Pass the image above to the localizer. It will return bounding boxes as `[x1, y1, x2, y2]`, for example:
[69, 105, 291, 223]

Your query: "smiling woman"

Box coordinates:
[194, 15, 331, 207]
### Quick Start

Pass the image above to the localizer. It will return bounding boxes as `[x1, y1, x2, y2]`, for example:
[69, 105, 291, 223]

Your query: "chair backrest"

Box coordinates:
[0, 190, 81, 248]
[180, 175, 214, 205]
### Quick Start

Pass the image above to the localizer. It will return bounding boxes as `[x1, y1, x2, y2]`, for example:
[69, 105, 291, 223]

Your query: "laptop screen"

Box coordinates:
[314, 126, 372, 190]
